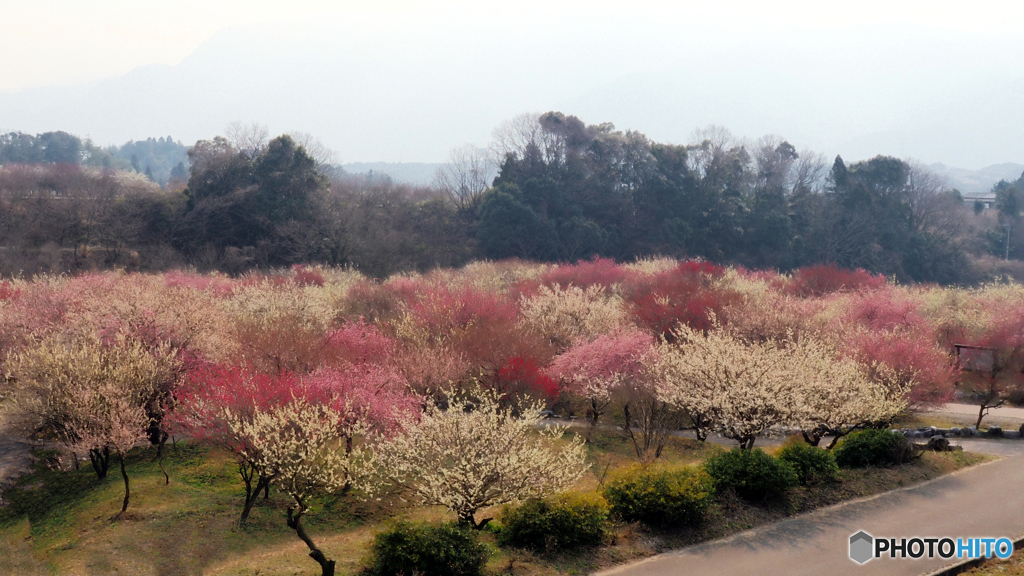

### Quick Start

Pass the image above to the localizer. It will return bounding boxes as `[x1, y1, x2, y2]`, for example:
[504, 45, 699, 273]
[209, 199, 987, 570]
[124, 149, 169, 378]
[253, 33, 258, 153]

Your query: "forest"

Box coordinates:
[0, 113, 1022, 284]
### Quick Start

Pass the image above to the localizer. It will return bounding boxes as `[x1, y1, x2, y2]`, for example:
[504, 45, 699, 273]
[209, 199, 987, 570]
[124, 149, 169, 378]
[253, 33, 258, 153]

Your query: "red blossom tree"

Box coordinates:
[785, 264, 887, 297]
[624, 260, 738, 339]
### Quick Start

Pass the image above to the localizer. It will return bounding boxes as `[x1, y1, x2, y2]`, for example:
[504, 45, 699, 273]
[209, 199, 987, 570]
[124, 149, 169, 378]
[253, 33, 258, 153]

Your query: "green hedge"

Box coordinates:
[498, 491, 609, 551]
[834, 429, 914, 468]
[363, 521, 488, 576]
[602, 463, 715, 526]
[703, 448, 797, 500]
[778, 440, 840, 484]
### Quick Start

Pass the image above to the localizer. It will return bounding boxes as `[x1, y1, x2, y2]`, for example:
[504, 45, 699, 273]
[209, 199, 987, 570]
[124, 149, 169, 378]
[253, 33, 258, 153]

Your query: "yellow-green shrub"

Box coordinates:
[497, 491, 609, 551]
[602, 464, 715, 526]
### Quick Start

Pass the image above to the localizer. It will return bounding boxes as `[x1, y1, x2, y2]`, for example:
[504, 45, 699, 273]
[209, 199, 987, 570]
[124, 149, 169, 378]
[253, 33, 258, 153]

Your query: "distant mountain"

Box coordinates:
[342, 162, 441, 187]
[1, 19, 1022, 169]
[929, 163, 1024, 194]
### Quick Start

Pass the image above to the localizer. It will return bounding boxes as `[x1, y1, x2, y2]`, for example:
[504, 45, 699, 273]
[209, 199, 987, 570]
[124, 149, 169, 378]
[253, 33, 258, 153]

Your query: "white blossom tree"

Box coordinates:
[13, 336, 179, 512]
[520, 284, 628, 350]
[371, 388, 588, 529]
[225, 397, 367, 576]
[655, 325, 797, 449]
[656, 324, 908, 449]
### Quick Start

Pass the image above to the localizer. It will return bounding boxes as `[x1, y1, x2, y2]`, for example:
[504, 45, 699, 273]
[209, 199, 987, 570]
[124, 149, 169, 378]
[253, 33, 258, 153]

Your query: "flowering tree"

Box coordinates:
[786, 340, 909, 448]
[371, 389, 588, 529]
[519, 284, 629, 350]
[549, 330, 654, 439]
[956, 307, 1024, 428]
[13, 336, 179, 512]
[171, 364, 296, 521]
[173, 361, 417, 522]
[226, 397, 366, 576]
[624, 260, 739, 339]
[655, 326, 799, 449]
[657, 325, 908, 449]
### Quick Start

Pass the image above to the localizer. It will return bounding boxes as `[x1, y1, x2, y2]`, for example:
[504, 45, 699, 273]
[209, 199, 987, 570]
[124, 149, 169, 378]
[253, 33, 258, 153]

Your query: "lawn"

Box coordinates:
[0, 429, 992, 576]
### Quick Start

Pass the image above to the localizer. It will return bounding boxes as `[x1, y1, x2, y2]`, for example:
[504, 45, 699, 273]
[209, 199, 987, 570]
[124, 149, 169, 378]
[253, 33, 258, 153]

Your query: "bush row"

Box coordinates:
[364, 432, 909, 573]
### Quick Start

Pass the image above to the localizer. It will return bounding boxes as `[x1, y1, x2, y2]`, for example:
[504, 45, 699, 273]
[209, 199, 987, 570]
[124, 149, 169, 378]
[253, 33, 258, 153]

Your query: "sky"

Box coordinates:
[2, 1, 1023, 168]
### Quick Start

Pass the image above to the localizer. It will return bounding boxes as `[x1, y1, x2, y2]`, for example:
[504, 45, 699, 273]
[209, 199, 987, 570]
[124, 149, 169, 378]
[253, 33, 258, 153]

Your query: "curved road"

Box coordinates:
[596, 438, 1024, 576]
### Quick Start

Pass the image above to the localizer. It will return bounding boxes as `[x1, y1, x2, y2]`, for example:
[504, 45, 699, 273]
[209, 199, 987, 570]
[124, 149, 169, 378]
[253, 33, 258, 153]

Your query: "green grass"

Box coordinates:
[0, 433, 994, 576]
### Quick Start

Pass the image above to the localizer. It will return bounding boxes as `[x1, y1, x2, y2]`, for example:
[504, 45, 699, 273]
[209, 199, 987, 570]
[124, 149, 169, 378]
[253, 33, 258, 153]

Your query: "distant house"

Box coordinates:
[962, 192, 996, 210]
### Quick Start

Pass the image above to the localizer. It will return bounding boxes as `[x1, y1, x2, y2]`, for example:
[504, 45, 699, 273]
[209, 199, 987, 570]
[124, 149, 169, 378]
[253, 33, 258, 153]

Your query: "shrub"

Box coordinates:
[497, 491, 609, 551]
[834, 429, 914, 468]
[364, 521, 488, 576]
[602, 464, 715, 526]
[703, 449, 797, 500]
[778, 440, 840, 484]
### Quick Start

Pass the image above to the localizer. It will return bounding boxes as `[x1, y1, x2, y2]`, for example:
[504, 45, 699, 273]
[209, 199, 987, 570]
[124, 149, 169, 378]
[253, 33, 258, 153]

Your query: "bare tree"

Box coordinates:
[433, 144, 495, 212]
[791, 150, 829, 196]
[225, 121, 269, 160]
[289, 131, 341, 176]
[488, 112, 543, 163]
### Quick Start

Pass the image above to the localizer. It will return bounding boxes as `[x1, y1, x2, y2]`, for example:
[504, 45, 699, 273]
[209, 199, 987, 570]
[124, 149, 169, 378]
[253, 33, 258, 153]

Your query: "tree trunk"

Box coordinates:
[802, 431, 821, 446]
[119, 452, 130, 513]
[89, 447, 110, 479]
[155, 433, 170, 485]
[287, 506, 336, 576]
[585, 398, 600, 443]
[240, 476, 269, 523]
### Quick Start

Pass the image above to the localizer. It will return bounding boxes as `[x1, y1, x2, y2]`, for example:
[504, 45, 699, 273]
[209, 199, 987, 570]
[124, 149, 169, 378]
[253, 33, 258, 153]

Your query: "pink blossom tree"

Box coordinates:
[549, 330, 654, 439]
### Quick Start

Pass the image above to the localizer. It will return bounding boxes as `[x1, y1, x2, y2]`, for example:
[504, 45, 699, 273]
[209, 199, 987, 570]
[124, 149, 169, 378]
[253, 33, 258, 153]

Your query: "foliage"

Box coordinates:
[602, 463, 715, 526]
[497, 491, 609, 550]
[363, 521, 488, 576]
[777, 440, 839, 484]
[369, 388, 588, 528]
[702, 449, 798, 501]
[834, 429, 915, 468]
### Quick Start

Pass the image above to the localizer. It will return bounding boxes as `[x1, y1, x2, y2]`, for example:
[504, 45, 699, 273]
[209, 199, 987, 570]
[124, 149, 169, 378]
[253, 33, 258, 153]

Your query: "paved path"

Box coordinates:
[596, 440, 1024, 576]
[928, 403, 1024, 425]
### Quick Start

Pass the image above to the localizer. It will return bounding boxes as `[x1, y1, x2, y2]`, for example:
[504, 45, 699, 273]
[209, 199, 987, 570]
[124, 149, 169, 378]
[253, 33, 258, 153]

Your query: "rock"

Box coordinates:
[1019, 423, 1024, 438]
[1004, 430, 1021, 440]
[988, 426, 1003, 438]
[965, 427, 978, 437]
[926, 436, 951, 451]
[950, 427, 961, 436]
[539, 410, 556, 419]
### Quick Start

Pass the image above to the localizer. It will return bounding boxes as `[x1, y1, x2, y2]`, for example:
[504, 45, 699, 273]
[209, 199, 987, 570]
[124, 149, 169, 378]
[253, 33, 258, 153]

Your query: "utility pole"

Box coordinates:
[1006, 223, 1012, 261]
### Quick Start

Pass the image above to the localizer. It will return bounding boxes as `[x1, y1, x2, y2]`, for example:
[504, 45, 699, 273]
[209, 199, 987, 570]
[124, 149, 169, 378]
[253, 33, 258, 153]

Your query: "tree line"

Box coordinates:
[0, 114, 1021, 283]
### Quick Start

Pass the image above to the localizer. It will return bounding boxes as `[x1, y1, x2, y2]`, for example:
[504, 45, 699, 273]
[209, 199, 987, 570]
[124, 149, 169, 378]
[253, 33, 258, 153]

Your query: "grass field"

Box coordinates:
[0, 429, 992, 576]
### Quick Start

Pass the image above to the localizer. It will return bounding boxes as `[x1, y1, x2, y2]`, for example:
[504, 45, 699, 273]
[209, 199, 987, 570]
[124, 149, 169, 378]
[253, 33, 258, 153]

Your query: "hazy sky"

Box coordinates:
[5, 1, 1022, 91]
[2, 1, 1023, 168]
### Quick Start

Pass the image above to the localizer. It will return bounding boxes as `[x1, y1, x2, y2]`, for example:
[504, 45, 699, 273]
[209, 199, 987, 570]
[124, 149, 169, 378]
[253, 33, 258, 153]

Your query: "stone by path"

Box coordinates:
[596, 440, 1024, 576]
